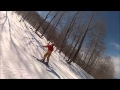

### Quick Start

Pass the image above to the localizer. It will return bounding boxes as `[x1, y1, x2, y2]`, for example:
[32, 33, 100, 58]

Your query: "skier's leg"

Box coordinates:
[46, 57, 49, 65]
[46, 51, 51, 65]
[43, 52, 48, 61]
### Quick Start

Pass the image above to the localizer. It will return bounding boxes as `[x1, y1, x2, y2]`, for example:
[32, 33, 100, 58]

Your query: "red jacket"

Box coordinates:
[44, 45, 54, 51]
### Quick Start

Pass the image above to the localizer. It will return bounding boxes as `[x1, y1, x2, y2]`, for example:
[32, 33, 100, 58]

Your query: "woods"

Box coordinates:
[13, 11, 115, 79]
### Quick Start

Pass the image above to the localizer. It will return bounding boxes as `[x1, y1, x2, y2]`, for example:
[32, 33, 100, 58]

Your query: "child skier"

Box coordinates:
[42, 43, 54, 65]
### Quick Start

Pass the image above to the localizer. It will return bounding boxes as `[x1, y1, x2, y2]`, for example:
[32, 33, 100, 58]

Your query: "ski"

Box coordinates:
[32, 55, 53, 70]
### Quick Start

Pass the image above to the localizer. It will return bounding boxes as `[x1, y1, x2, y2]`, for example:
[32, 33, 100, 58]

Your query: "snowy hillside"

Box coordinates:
[0, 11, 93, 79]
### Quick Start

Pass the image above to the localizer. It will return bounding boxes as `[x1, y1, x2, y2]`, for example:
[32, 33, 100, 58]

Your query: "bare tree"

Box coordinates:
[40, 11, 60, 38]
[35, 11, 51, 33]
[66, 24, 84, 62]
[59, 11, 79, 53]
[48, 11, 65, 41]
[68, 11, 95, 64]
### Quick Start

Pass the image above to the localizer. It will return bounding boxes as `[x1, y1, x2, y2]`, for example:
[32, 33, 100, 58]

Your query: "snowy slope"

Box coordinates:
[0, 11, 93, 79]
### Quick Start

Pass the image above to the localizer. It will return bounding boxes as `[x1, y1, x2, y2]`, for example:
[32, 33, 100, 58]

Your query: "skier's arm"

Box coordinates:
[42, 45, 48, 47]
[42, 43, 49, 47]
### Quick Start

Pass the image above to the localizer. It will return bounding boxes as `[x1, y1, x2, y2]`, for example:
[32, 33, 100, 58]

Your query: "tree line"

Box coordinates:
[14, 11, 115, 79]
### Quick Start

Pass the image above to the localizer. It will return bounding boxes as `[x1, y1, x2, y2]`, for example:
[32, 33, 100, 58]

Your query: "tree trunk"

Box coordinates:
[48, 12, 65, 41]
[35, 11, 51, 33]
[59, 11, 79, 53]
[68, 12, 95, 64]
[40, 11, 59, 38]
[67, 24, 84, 62]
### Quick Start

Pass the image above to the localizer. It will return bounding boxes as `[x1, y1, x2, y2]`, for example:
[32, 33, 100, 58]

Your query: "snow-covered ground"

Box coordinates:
[0, 11, 93, 79]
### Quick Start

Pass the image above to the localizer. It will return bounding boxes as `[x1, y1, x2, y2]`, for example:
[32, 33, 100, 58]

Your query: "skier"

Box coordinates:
[42, 43, 54, 65]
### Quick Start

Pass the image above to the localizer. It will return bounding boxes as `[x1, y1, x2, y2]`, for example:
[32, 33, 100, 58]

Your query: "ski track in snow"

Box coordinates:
[0, 11, 93, 79]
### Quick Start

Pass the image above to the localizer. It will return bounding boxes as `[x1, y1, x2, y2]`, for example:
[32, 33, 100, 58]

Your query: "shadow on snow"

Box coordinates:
[33, 56, 61, 79]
